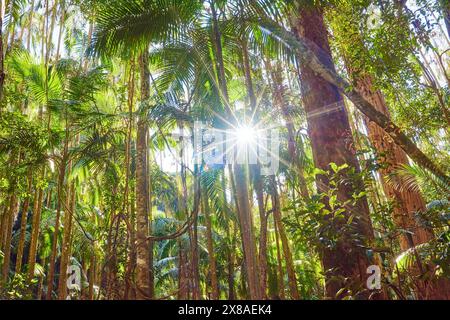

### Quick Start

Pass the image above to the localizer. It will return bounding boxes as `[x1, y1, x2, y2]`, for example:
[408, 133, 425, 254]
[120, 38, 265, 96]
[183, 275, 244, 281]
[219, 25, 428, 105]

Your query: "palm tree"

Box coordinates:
[90, 0, 202, 299]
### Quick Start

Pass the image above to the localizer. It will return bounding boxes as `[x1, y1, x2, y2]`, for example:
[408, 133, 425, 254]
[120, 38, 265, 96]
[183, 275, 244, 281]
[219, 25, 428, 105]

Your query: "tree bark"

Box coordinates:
[233, 165, 262, 299]
[295, 7, 378, 299]
[57, 174, 76, 299]
[273, 216, 285, 299]
[46, 117, 69, 299]
[27, 182, 44, 280]
[135, 50, 153, 299]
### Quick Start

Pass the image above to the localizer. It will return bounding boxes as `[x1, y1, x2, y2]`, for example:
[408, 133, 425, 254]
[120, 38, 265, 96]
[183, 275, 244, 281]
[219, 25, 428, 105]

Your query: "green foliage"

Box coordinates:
[0, 274, 37, 300]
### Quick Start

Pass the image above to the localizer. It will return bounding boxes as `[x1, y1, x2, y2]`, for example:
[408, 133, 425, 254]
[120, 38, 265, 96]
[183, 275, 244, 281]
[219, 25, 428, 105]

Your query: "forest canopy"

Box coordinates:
[0, 0, 449, 300]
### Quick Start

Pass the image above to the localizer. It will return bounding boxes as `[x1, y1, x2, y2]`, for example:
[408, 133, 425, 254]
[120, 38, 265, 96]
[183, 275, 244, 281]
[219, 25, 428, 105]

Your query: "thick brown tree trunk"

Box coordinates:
[135, 50, 153, 300]
[295, 7, 378, 299]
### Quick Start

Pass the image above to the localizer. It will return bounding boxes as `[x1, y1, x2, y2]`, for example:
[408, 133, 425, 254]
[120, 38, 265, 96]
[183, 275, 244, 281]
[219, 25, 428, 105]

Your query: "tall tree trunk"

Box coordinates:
[273, 217, 285, 299]
[178, 240, 190, 299]
[295, 7, 378, 299]
[2, 193, 18, 280]
[27, 182, 44, 280]
[124, 63, 136, 300]
[55, 1, 65, 61]
[270, 177, 300, 299]
[223, 172, 236, 300]
[45, 1, 57, 63]
[210, 0, 261, 299]
[233, 164, 261, 299]
[189, 196, 201, 299]
[135, 50, 153, 300]
[254, 172, 268, 298]
[15, 170, 33, 273]
[1, 152, 20, 280]
[241, 38, 269, 298]
[57, 172, 75, 299]
[202, 190, 219, 299]
[46, 124, 69, 300]
[88, 254, 96, 300]
[26, 0, 35, 51]
[0, 206, 8, 252]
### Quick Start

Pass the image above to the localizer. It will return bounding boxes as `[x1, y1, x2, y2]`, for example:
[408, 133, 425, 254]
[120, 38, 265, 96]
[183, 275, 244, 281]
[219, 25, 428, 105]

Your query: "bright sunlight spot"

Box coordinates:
[235, 125, 258, 146]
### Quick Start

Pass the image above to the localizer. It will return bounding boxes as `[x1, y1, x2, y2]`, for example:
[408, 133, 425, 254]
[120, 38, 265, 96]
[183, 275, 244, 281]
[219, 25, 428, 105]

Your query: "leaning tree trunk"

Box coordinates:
[295, 7, 379, 299]
[135, 50, 153, 300]
[259, 12, 448, 185]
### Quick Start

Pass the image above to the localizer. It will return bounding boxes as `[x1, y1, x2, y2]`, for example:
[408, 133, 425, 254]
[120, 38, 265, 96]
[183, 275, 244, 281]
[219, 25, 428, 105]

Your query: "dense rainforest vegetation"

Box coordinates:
[0, 0, 449, 300]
